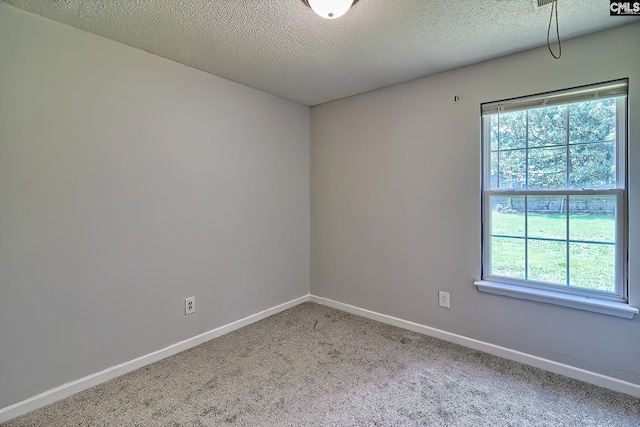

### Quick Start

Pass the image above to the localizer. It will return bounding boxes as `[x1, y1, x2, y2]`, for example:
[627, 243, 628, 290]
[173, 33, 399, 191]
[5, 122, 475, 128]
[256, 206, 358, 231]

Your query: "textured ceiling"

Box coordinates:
[4, 0, 639, 106]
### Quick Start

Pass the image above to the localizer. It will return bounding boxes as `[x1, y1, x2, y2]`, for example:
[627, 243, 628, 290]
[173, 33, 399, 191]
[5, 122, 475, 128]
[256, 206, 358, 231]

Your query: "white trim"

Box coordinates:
[4, 293, 639, 423]
[0, 295, 310, 424]
[482, 88, 629, 304]
[475, 280, 638, 319]
[309, 295, 640, 398]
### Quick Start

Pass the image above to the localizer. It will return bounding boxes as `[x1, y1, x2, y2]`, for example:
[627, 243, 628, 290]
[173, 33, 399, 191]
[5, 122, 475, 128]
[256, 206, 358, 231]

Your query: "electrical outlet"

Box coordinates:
[438, 291, 450, 309]
[185, 297, 195, 315]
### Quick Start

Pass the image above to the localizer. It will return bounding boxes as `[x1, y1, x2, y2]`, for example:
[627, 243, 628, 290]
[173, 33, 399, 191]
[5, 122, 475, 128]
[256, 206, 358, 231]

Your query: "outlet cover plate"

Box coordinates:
[185, 297, 195, 315]
[439, 291, 450, 308]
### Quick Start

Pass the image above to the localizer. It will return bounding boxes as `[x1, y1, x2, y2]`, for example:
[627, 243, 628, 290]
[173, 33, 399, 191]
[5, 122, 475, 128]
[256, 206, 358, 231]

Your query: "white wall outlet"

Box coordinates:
[185, 297, 195, 315]
[438, 291, 450, 308]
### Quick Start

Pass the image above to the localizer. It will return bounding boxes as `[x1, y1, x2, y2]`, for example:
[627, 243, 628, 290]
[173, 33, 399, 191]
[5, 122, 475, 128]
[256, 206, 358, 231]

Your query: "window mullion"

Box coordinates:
[484, 193, 491, 278]
[614, 97, 626, 298]
[616, 97, 626, 188]
[486, 189, 621, 197]
[497, 112, 500, 189]
[566, 195, 570, 287]
[617, 193, 626, 299]
[525, 110, 529, 190]
[483, 116, 492, 189]
[565, 105, 571, 287]
[566, 105, 570, 189]
[524, 111, 529, 280]
[524, 195, 529, 280]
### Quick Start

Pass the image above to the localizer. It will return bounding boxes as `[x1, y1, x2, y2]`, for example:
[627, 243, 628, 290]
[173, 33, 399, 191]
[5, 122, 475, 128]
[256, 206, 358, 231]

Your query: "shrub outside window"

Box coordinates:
[481, 80, 628, 302]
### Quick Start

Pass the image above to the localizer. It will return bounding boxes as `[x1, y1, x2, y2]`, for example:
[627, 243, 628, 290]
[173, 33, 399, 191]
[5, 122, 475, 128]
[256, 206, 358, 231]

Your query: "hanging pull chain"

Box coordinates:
[547, 0, 562, 59]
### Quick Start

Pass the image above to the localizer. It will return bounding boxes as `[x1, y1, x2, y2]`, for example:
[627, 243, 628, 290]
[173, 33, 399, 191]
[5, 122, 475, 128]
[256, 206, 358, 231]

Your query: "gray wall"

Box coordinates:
[2, 1, 638, 412]
[311, 23, 640, 384]
[0, 4, 309, 408]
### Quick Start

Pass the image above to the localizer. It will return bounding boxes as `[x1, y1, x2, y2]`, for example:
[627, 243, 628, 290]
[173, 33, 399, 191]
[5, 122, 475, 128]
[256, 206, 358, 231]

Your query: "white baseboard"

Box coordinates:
[4, 293, 638, 424]
[309, 295, 640, 399]
[0, 295, 310, 424]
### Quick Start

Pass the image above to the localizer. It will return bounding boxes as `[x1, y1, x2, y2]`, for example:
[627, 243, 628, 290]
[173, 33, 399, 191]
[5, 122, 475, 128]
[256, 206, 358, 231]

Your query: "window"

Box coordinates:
[477, 80, 636, 318]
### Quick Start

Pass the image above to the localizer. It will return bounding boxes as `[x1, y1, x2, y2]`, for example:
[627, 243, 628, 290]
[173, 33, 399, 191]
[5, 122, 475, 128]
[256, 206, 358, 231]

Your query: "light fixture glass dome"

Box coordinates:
[307, 0, 354, 19]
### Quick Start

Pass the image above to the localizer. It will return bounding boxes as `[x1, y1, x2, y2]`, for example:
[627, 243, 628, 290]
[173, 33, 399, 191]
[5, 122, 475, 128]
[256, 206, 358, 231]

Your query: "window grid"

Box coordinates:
[488, 194, 617, 288]
[485, 191, 623, 300]
[482, 81, 627, 303]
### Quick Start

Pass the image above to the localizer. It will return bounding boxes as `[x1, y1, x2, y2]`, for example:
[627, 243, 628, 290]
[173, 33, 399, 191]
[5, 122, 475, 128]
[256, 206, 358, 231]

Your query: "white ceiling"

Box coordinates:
[4, 0, 639, 106]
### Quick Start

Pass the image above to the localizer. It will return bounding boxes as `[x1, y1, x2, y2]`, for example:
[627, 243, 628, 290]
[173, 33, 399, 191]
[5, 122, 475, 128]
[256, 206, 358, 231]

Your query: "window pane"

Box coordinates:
[528, 105, 567, 148]
[491, 237, 525, 279]
[490, 151, 498, 189]
[569, 243, 615, 292]
[528, 146, 566, 189]
[491, 196, 525, 237]
[498, 149, 526, 189]
[569, 196, 616, 243]
[498, 111, 526, 150]
[527, 196, 566, 240]
[569, 98, 616, 143]
[490, 115, 499, 151]
[528, 240, 567, 285]
[568, 142, 615, 189]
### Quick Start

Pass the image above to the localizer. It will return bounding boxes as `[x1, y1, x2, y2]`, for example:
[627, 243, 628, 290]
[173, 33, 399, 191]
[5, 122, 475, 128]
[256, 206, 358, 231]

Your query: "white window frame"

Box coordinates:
[475, 79, 638, 319]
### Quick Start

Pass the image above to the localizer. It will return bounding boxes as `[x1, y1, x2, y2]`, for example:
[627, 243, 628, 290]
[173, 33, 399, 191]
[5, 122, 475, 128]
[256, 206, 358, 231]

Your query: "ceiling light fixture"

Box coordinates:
[302, 0, 359, 19]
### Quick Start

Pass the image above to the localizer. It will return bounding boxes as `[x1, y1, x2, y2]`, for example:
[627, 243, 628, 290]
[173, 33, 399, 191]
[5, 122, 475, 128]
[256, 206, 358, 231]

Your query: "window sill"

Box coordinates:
[474, 280, 638, 319]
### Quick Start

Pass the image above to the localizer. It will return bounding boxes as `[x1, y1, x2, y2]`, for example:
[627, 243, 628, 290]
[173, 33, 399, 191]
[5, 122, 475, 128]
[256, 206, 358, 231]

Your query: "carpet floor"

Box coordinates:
[3, 302, 640, 426]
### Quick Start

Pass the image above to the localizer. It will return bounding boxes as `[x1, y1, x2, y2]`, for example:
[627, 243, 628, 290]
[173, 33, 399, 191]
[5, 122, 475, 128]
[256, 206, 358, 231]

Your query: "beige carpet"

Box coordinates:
[3, 302, 640, 426]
